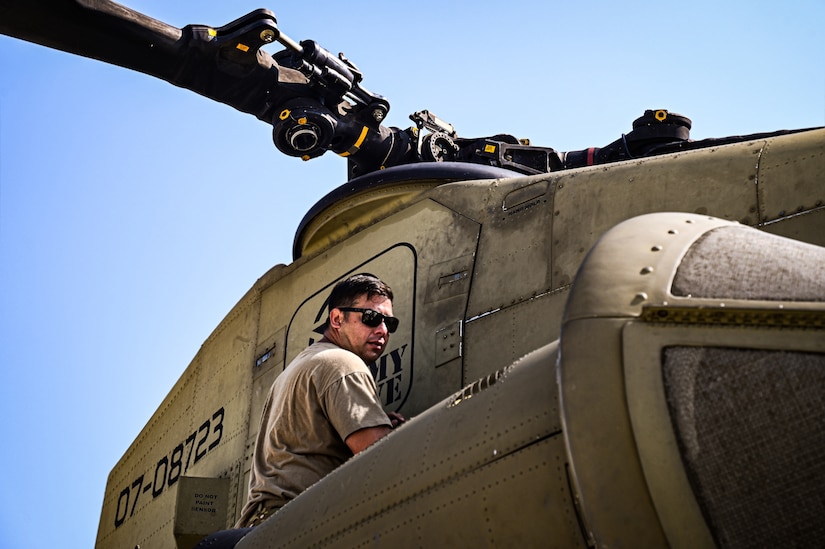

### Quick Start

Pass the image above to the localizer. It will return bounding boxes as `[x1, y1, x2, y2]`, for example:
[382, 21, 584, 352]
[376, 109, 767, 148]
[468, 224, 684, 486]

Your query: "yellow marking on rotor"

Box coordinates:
[655, 110, 668, 121]
[236, 43, 250, 52]
[484, 144, 497, 154]
[279, 109, 290, 120]
[208, 28, 217, 38]
[298, 117, 308, 125]
[339, 126, 370, 157]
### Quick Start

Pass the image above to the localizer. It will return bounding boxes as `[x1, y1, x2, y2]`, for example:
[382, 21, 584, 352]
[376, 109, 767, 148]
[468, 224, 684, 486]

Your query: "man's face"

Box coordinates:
[332, 293, 393, 364]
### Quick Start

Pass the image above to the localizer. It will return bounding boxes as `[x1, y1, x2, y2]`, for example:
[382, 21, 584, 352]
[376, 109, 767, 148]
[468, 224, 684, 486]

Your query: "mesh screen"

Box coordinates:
[663, 346, 825, 548]
[671, 226, 825, 301]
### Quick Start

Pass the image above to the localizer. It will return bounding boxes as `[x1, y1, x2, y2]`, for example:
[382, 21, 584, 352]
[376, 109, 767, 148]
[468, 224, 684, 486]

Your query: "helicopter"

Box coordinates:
[1, 1, 824, 548]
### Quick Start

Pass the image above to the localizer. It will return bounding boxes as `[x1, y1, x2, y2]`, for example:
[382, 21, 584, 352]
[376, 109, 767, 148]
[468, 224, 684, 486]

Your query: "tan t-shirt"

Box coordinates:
[237, 341, 390, 527]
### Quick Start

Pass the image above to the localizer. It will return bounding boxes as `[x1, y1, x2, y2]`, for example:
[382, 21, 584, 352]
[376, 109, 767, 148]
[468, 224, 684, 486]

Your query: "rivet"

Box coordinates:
[640, 266, 654, 275]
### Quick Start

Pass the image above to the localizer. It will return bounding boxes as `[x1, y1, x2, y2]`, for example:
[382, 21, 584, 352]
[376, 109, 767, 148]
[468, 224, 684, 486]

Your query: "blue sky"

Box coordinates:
[1, 1, 823, 547]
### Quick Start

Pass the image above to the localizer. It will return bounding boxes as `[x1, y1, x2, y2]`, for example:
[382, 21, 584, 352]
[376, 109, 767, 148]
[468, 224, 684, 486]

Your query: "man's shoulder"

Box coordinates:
[305, 342, 368, 375]
[304, 341, 354, 360]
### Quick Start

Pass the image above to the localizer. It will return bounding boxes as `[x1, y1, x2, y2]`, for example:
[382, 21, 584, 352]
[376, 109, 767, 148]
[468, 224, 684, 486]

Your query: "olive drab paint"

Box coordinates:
[93, 126, 825, 548]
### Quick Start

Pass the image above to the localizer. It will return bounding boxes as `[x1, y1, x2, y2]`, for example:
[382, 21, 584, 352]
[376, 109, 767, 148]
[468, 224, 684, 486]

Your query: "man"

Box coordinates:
[236, 273, 405, 528]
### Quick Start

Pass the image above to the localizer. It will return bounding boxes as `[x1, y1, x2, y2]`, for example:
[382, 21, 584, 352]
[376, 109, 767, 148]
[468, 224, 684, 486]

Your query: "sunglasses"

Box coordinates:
[338, 307, 399, 333]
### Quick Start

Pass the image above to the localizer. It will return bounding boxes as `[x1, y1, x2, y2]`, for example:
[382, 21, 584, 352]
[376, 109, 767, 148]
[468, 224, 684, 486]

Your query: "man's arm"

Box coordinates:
[344, 411, 406, 454]
[345, 425, 393, 454]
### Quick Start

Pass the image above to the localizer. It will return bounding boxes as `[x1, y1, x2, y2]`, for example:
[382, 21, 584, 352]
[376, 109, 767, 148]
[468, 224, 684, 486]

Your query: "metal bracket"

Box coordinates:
[435, 321, 462, 367]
